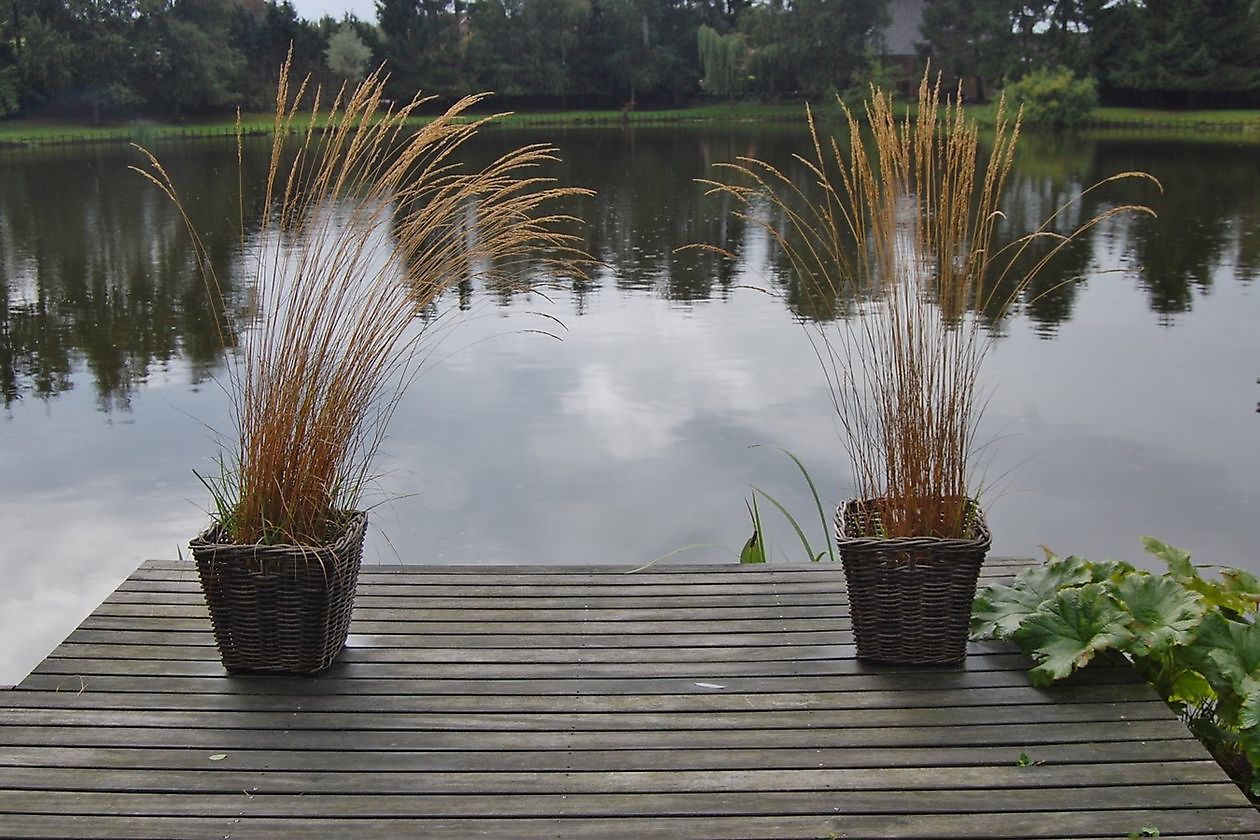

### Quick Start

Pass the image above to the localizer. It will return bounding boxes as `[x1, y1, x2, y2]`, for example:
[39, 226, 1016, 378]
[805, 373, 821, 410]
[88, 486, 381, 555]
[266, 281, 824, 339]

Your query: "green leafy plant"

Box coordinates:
[972, 539, 1260, 795]
[739, 496, 768, 564]
[734, 447, 836, 564]
[135, 55, 589, 545]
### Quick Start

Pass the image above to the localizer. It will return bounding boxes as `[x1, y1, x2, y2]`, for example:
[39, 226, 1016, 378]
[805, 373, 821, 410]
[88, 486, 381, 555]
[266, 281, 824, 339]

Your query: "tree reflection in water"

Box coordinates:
[1, 128, 1258, 410]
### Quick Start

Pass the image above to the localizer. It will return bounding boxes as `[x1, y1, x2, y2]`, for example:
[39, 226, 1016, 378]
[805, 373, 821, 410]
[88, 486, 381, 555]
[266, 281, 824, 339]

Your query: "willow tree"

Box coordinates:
[697, 23, 748, 97]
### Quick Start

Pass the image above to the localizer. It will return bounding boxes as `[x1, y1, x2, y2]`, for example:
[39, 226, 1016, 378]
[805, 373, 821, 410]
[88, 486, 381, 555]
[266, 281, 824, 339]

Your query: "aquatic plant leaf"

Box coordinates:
[1163, 666, 1214, 709]
[1188, 612, 1260, 696]
[1144, 537, 1195, 578]
[1014, 583, 1134, 686]
[739, 497, 767, 564]
[971, 585, 1050, 640]
[1019, 554, 1096, 599]
[970, 554, 1094, 640]
[750, 483, 817, 565]
[1236, 678, 1260, 731]
[749, 445, 836, 563]
[1088, 559, 1137, 584]
[1145, 537, 1255, 616]
[1219, 568, 1260, 615]
[1234, 701, 1260, 791]
[739, 532, 766, 564]
[1113, 572, 1205, 657]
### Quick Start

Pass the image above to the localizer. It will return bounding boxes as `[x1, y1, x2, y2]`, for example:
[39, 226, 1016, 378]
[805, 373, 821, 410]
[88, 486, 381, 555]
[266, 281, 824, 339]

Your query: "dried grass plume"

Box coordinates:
[134, 56, 590, 545]
[701, 74, 1159, 539]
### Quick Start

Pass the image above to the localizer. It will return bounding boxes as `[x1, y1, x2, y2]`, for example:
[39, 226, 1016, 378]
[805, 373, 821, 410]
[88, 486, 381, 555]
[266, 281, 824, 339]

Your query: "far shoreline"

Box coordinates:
[2, 101, 1258, 148]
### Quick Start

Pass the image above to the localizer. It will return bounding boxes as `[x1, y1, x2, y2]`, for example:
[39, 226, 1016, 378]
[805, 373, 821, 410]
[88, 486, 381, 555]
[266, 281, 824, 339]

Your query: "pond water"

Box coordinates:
[1, 125, 1258, 685]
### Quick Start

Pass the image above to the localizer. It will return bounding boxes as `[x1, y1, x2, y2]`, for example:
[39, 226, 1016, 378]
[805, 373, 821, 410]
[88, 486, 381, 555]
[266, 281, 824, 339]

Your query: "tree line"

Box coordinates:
[3, 0, 1259, 121]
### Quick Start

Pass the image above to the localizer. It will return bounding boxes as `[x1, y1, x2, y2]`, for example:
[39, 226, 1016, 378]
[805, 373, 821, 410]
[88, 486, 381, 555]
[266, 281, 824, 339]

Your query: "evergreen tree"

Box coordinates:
[741, 0, 887, 97]
[920, 0, 1018, 100]
[1095, 0, 1260, 106]
[133, 0, 246, 117]
[376, 0, 466, 96]
[466, 0, 590, 98]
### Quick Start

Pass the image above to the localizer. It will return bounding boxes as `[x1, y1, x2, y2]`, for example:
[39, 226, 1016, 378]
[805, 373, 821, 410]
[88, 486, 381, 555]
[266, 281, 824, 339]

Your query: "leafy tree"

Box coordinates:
[64, 0, 146, 122]
[466, 0, 590, 97]
[1024, 0, 1107, 75]
[0, 67, 17, 115]
[742, 0, 887, 98]
[325, 22, 373, 81]
[10, 12, 77, 112]
[1093, 0, 1260, 107]
[920, 0, 1018, 100]
[697, 22, 748, 96]
[129, 0, 246, 118]
[566, 0, 698, 106]
[233, 1, 328, 108]
[376, 0, 466, 96]
[691, 0, 750, 31]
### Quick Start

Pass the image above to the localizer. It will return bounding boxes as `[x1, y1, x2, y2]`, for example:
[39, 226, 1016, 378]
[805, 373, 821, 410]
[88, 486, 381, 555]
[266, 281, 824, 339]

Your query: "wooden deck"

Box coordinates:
[1, 558, 1257, 838]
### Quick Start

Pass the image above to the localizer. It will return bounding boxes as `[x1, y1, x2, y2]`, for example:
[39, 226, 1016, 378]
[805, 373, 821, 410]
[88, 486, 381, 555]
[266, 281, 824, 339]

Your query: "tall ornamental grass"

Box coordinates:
[702, 75, 1157, 539]
[135, 58, 589, 546]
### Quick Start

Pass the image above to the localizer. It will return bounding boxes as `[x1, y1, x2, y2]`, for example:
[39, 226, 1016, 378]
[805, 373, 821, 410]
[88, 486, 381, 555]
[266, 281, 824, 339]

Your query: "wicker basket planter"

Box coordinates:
[835, 498, 991, 665]
[189, 512, 368, 674]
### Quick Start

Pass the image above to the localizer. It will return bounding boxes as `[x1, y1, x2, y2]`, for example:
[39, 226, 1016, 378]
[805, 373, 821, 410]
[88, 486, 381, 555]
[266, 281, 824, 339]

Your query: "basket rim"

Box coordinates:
[835, 496, 992, 550]
[190, 510, 368, 553]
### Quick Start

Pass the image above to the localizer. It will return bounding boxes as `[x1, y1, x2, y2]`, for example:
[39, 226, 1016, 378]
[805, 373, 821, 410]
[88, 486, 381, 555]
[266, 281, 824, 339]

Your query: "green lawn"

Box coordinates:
[0, 114, 280, 146]
[1092, 106, 1260, 128]
[2, 102, 1258, 147]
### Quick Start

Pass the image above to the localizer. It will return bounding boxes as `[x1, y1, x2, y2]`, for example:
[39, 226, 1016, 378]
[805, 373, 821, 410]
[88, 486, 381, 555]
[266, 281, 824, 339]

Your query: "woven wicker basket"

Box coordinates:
[190, 512, 367, 674]
[835, 498, 991, 665]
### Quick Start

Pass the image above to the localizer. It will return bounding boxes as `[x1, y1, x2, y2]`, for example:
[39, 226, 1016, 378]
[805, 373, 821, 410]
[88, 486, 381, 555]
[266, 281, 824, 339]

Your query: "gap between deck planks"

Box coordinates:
[1, 558, 1258, 839]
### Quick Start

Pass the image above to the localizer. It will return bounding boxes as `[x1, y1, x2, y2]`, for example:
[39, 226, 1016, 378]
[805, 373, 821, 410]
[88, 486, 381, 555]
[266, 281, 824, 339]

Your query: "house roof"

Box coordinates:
[881, 0, 925, 57]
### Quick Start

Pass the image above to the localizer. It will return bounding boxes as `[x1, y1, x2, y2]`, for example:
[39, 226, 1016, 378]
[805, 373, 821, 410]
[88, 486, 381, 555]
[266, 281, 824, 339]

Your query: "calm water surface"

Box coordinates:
[2, 126, 1258, 685]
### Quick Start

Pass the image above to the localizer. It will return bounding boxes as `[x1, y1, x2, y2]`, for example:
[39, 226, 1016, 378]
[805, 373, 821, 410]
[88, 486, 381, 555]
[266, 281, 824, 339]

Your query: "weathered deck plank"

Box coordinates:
[1, 559, 1256, 838]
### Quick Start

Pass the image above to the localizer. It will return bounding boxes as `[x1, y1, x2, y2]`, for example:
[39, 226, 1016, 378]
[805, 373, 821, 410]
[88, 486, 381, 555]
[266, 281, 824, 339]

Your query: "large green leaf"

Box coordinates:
[971, 585, 1049, 640]
[1219, 568, 1260, 616]
[1088, 559, 1137, 584]
[1144, 536, 1195, 579]
[1145, 537, 1256, 616]
[1187, 612, 1260, 697]
[1162, 665, 1214, 709]
[1113, 572, 1205, 657]
[970, 554, 1093, 640]
[1237, 677, 1260, 731]
[1014, 583, 1135, 687]
[1236, 692, 1260, 793]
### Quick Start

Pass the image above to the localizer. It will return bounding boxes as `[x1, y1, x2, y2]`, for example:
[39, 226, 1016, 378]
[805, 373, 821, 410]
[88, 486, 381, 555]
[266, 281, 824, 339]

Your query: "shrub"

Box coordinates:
[1004, 66, 1098, 128]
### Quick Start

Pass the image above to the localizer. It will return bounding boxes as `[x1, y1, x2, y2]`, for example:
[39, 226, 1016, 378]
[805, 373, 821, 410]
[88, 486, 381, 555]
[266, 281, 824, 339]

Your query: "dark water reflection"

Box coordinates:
[5, 128, 1257, 404]
[1, 126, 1258, 685]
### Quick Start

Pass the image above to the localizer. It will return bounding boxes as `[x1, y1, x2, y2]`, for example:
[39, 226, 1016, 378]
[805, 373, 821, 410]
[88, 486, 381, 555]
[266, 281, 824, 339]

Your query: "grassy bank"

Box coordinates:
[2, 101, 1258, 147]
[0, 103, 815, 147]
[1093, 106, 1260, 130]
